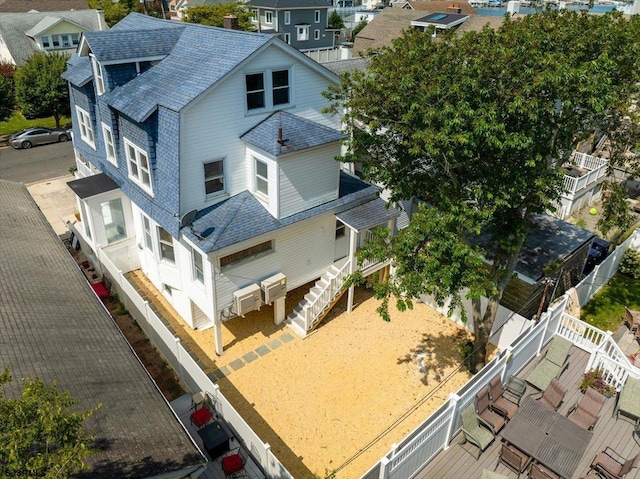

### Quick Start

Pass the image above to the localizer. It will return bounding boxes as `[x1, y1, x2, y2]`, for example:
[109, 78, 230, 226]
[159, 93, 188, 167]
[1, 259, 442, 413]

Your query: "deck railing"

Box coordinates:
[362, 228, 639, 479]
[562, 152, 608, 195]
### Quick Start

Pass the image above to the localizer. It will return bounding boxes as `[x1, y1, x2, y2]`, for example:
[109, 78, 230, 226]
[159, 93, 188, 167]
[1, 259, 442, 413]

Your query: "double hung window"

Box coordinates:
[125, 139, 153, 194]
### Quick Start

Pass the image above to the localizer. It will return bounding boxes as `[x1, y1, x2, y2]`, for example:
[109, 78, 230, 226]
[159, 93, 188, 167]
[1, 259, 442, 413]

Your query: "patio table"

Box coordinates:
[197, 420, 230, 460]
[502, 397, 592, 479]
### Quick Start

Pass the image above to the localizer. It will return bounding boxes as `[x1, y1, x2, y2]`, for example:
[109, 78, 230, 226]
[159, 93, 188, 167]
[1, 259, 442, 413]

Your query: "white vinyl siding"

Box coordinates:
[179, 43, 341, 214]
[278, 143, 341, 217]
[75, 106, 95, 148]
[102, 123, 117, 165]
[214, 214, 335, 312]
[125, 139, 153, 195]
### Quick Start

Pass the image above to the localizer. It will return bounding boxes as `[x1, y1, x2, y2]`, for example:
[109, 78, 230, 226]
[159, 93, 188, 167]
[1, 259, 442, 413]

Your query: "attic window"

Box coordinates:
[91, 56, 105, 95]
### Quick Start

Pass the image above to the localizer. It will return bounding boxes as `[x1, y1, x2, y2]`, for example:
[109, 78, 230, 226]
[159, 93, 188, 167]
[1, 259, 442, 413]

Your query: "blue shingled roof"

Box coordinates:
[184, 171, 379, 253]
[83, 26, 185, 62]
[241, 111, 345, 157]
[81, 13, 273, 122]
[62, 55, 92, 86]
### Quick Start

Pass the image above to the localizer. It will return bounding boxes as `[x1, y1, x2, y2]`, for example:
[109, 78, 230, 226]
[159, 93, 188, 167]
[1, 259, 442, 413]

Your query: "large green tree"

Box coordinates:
[14, 52, 71, 128]
[0, 368, 98, 478]
[183, 2, 254, 31]
[326, 10, 640, 371]
[0, 62, 16, 121]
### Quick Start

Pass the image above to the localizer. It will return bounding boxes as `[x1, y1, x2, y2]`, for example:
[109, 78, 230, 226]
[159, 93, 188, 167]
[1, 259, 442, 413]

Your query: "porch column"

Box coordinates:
[347, 226, 357, 313]
[214, 319, 223, 356]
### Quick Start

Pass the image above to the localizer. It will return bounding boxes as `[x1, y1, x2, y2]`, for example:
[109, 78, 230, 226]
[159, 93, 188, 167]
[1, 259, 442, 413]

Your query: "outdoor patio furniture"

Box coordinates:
[221, 447, 249, 478]
[590, 447, 640, 479]
[530, 463, 561, 479]
[476, 386, 506, 434]
[483, 469, 508, 479]
[567, 387, 606, 430]
[532, 379, 567, 411]
[489, 374, 520, 420]
[460, 403, 496, 459]
[502, 396, 592, 479]
[191, 391, 206, 410]
[623, 307, 639, 333]
[497, 441, 532, 477]
[613, 376, 640, 425]
[525, 336, 572, 391]
[190, 406, 214, 428]
[197, 420, 230, 459]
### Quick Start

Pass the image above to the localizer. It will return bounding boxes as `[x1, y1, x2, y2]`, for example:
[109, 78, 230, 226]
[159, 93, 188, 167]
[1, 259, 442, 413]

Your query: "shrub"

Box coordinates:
[618, 249, 640, 279]
[580, 369, 615, 397]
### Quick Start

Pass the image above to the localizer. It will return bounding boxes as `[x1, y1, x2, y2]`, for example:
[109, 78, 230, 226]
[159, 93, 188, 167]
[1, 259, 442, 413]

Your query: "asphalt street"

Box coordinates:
[0, 141, 74, 183]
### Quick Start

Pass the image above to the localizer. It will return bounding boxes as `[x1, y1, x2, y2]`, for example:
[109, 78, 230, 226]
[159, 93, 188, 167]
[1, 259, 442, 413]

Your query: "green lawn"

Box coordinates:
[0, 111, 72, 136]
[580, 273, 640, 332]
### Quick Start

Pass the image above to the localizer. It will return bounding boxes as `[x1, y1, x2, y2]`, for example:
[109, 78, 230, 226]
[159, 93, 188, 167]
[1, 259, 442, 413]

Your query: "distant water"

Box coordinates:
[474, 4, 617, 15]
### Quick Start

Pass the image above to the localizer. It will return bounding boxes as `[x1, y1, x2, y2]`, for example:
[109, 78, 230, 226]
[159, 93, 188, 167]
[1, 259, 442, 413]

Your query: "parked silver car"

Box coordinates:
[9, 127, 71, 149]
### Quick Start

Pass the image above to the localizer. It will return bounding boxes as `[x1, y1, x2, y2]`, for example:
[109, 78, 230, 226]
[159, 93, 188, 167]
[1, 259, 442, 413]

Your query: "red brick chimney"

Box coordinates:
[223, 14, 239, 30]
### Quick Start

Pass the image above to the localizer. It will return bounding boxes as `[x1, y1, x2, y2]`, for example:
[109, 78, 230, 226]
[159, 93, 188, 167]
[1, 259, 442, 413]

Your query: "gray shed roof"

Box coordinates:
[336, 197, 400, 230]
[61, 55, 93, 86]
[184, 172, 380, 253]
[0, 179, 205, 478]
[241, 111, 344, 157]
[68, 173, 119, 199]
[0, 9, 105, 65]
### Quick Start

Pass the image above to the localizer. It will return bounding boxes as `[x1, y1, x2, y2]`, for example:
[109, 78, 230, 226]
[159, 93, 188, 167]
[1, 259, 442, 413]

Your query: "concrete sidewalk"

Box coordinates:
[26, 174, 77, 237]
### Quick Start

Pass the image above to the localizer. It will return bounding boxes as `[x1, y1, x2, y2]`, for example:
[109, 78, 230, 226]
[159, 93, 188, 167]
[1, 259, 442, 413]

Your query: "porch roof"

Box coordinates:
[68, 172, 119, 199]
[336, 197, 400, 231]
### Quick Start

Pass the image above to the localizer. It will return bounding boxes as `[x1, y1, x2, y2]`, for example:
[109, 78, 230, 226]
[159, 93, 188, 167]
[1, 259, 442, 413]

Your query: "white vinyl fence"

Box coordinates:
[362, 229, 640, 479]
[94, 246, 295, 479]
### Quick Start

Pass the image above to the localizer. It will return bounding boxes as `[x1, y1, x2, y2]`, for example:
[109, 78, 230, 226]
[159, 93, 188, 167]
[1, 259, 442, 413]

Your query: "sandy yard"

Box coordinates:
[130, 272, 475, 479]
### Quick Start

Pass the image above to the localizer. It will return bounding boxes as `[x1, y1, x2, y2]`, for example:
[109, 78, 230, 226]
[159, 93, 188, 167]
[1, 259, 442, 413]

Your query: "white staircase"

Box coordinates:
[287, 259, 351, 338]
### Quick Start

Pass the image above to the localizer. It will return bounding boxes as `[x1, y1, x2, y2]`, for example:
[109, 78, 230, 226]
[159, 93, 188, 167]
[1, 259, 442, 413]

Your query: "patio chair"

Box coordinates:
[460, 403, 496, 459]
[529, 462, 560, 479]
[497, 441, 532, 477]
[613, 376, 640, 425]
[525, 336, 572, 391]
[489, 374, 519, 420]
[590, 447, 640, 479]
[567, 387, 606, 430]
[221, 447, 250, 478]
[190, 405, 214, 428]
[532, 379, 567, 411]
[476, 386, 506, 434]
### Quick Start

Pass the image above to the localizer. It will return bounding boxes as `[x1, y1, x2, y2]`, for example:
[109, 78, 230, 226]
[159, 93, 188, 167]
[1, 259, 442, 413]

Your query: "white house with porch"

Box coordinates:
[63, 13, 398, 356]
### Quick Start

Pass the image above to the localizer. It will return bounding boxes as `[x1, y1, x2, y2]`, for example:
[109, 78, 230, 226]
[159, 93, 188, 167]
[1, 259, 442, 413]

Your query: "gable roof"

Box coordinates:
[76, 13, 338, 122]
[405, 0, 476, 14]
[184, 172, 380, 253]
[0, 179, 206, 478]
[0, 9, 105, 65]
[0, 0, 90, 12]
[241, 111, 345, 157]
[247, 0, 332, 8]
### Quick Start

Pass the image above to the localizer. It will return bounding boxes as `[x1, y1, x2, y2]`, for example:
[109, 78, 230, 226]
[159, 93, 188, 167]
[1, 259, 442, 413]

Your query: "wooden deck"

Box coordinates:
[416, 346, 640, 479]
[170, 394, 266, 479]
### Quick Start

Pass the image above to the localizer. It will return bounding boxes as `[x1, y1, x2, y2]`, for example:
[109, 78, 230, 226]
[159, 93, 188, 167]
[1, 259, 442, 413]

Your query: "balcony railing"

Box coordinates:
[562, 151, 608, 195]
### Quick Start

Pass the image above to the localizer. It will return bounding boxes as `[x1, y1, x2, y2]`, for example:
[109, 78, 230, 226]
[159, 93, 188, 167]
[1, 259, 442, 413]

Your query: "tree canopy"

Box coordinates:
[325, 10, 640, 371]
[0, 62, 16, 121]
[87, 0, 165, 27]
[14, 52, 71, 128]
[0, 368, 98, 478]
[183, 2, 254, 31]
[328, 10, 345, 30]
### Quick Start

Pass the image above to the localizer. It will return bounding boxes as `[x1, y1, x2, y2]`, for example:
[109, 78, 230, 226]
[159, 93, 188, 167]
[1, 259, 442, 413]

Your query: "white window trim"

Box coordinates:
[245, 67, 292, 114]
[124, 138, 154, 195]
[91, 55, 105, 95]
[254, 157, 269, 200]
[75, 106, 95, 148]
[191, 247, 205, 284]
[204, 158, 226, 199]
[296, 24, 309, 41]
[142, 214, 153, 251]
[314, 10, 320, 23]
[101, 123, 117, 166]
[284, 10, 290, 25]
[284, 32, 290, 44]
[157, 226, 175, 263]
[314, 29, 320, 40]
[265, 10, 273, 24]
[252, 8, 258, 22]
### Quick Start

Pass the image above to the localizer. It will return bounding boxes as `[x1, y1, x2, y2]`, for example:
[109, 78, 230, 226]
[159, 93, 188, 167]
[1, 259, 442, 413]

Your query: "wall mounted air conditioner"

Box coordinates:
[232, 283, 262, 317]
[261, 273, 287, 304]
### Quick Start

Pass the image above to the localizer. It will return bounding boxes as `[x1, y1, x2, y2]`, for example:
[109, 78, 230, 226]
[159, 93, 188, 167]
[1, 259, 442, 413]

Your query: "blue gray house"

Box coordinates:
[247, 0, 336, 51]
[63, 13, 397, 355]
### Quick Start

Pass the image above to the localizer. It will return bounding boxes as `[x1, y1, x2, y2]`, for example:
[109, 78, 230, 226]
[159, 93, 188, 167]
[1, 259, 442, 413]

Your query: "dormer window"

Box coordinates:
[40, 33, 80, 51]
[125, 138, 153, 195]
[91, 56, 105, 95]
[75, 106, 95, 148]
[255, 157, 269, 197]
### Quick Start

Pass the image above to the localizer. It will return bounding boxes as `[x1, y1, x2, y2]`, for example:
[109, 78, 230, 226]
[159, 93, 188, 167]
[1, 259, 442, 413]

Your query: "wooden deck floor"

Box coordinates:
[416, 346, 640, 479]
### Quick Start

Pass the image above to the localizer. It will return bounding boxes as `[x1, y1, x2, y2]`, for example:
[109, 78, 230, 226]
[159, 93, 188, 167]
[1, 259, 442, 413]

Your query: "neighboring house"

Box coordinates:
[0, 179, 206, 478]
[167, 0, 230, 21]
[63, 13, 397, 356]
[247, 0, 337, 51]
[352, 4, 500, 56]
[0, 9, 106, 66]
[401, 0, 476, 13]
